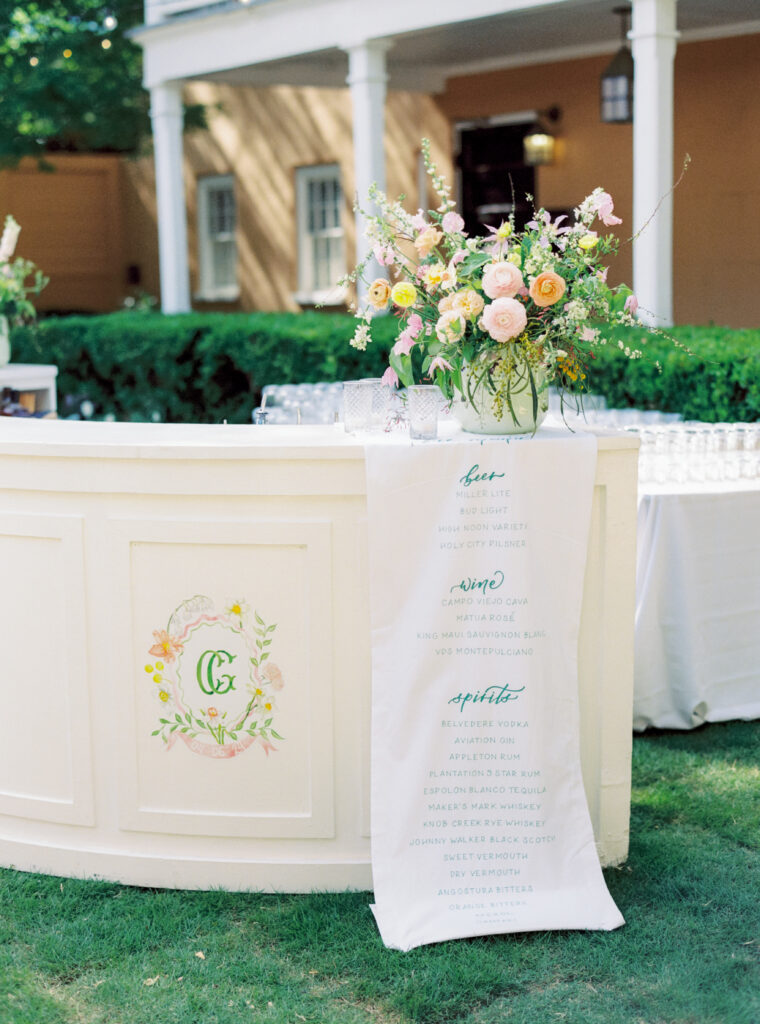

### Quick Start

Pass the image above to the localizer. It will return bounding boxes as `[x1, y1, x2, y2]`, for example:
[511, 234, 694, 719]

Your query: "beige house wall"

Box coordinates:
[179, 82, 451, 312]
[0, 155, 124, 313]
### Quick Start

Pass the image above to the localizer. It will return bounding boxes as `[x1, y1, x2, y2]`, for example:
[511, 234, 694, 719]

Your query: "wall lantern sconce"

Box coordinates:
[523, 107, 561, 166]
[600, 5, 634, 123]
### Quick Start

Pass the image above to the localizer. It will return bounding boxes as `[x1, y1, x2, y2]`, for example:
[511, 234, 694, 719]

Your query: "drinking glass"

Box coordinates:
[343, 380, 374, 433]
[360, 377, 391, 430]
[407, 385, 440, 440]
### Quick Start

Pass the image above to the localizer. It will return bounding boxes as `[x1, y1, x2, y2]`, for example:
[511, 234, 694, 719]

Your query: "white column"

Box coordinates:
[150, 82, 191, 314]
[630, 0, 678, 326]
[345, 40, 391, 302]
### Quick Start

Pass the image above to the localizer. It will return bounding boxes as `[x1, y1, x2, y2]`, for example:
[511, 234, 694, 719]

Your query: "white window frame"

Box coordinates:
[196, 174, 239, 302]
[294, 164, 346, 306]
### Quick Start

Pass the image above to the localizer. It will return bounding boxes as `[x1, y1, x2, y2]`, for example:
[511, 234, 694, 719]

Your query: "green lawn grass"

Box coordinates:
[2, 721, 758, 1024]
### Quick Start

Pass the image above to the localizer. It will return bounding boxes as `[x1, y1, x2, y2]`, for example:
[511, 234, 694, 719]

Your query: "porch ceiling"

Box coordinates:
[138, 0, 760, 92]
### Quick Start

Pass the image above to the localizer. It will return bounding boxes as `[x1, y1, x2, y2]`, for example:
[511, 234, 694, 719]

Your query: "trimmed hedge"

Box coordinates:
[590, 325, 760, 422]
[9, 312, 760, 423]
[10, 312, 396, 424]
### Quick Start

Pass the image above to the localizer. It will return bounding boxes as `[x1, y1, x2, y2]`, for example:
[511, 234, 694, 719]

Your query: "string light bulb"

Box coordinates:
[29, 56, 39, 67]
[63, 48, 72, 58]
[103, 11, 118, 31]
[101, 38, 112, 50]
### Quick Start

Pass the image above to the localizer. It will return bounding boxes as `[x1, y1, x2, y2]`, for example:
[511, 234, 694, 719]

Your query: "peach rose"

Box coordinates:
[481, 297, 527, 343]
[413, 227, 443, 258]
[529, 271, 566, 307]
[438, 294, 456, 313]
[367, 278, 391, 309]
[453, 288, 485, 319]
[482, 260, 524, 299]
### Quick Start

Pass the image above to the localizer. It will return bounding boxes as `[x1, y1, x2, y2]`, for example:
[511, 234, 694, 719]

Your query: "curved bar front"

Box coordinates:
[0, 420, 638, 891]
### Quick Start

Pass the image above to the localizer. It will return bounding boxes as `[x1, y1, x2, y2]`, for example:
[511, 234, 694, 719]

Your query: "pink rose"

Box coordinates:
[481, 298, 527, 343]
[442, 211, 465, 234]
[482, 261, 524, 300]
[594, 192, 622, 227]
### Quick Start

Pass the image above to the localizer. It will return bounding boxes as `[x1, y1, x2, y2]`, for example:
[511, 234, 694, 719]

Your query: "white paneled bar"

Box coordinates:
[0, 421, 638, 890]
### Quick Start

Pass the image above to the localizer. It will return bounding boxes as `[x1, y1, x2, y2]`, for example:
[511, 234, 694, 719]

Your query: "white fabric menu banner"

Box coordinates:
[364, 431, 624, 951]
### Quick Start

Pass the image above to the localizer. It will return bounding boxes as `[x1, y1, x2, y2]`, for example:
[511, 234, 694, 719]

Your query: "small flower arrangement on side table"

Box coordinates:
[343, 139, 648, 435]
[0, 214, 48, 367]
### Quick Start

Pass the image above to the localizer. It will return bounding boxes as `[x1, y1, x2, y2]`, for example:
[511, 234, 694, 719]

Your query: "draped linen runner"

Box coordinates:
[364, 432, 624, 950]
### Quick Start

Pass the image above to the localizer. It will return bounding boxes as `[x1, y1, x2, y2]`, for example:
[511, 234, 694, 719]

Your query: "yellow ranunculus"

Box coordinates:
[391, 281, 418, 308]
[579, 233, 599, 250]
[507, 250, 522, 267]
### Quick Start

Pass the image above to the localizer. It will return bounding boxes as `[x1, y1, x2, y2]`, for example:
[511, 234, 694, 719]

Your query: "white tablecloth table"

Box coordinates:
[634, 480, 760, 730]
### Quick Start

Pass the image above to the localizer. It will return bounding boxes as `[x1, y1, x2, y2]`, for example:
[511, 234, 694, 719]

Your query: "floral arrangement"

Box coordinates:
[345, 139, 645, 425]
[0, 215, 47, 323]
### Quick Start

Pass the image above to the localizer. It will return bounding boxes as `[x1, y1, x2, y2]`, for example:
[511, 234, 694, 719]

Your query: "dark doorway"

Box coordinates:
[456, 122, 535, 237]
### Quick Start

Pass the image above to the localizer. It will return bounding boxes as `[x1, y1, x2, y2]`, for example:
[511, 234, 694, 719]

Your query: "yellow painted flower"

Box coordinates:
[153, 674, 162, 683]
[158, 689, 170, 703]
[391, 281, 418, 308]
[156, 661, 164, 671]
[579, 233, 599, 250]
[144, 664, 153, 673]
[265, 702, 272, 711]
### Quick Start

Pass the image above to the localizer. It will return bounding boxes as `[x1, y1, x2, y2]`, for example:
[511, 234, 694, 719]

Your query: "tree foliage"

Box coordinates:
[0, 1, 203, 165]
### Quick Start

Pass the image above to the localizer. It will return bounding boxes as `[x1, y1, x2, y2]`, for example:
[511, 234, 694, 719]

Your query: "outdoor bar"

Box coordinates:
[0, 419, 638, 892]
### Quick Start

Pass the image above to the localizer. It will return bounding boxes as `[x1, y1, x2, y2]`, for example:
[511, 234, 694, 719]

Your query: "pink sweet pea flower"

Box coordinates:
[407, 313, 423, 338]
[373, 244, 395, 267]
[451, 249, 468, 265]
[411, 210, 428, 232]
[594, 192, 623, 226]
[381, 366, 399, 388]
[393, 330, 415, 356]
[442, 211, 465, 234]
[580, 326, 598, 342]
[624, 294, 639, 315]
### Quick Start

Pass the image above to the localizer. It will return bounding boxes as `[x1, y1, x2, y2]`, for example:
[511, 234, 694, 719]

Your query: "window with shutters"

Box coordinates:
[197, 175, 238, 301]
[295, 164, 346, 304]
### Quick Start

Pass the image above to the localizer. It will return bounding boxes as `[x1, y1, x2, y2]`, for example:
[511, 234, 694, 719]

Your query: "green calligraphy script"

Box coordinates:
[459, 464, 506, 487]
[450, 570, 504, 595]
[448, 684, 525, 713]
[196, 649, 237, 695]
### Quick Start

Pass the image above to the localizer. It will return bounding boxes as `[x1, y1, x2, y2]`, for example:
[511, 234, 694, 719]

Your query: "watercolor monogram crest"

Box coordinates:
[145, 595, 284, 759]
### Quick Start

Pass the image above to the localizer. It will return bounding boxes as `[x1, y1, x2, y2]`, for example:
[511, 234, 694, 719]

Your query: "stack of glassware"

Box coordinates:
[631, 421, 760, 484]
[251, 382, 344, 425]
